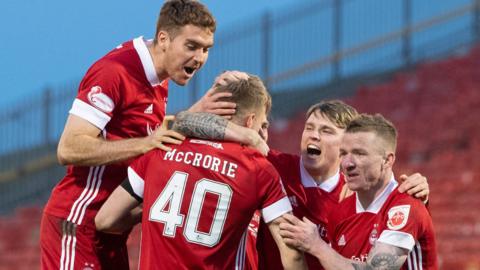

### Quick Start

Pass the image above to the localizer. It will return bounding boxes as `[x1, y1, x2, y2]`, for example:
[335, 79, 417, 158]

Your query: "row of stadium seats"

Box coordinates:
[269, 46, 480, 269]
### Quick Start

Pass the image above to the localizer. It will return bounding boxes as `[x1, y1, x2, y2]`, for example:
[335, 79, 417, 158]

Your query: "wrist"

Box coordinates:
[140, 136, 155, 154]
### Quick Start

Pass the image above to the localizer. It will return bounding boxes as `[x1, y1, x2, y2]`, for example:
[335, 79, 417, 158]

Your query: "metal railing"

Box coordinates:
[0, 0, 479, 158]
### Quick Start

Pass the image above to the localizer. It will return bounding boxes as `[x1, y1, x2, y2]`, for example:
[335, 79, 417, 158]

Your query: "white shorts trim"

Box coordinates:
[128, 166, 145, 199]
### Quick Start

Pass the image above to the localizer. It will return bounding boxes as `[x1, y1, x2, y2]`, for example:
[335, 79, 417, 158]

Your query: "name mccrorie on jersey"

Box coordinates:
[164, 149, 238, 178]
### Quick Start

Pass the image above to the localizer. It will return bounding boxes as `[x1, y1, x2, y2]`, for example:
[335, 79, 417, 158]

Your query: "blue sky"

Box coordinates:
[0, 0, 299, 107]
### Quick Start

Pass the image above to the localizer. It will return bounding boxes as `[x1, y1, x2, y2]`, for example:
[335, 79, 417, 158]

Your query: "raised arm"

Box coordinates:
[57, 114, 184, 166]
[267, 215, 307, 270]
[172, 111, 269, 156]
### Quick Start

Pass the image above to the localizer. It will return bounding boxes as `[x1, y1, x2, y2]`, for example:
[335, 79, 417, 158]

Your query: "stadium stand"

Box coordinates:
[1, 40, 478, 270]
[1, 1, 479, 269]
[269, 46, 480, 270]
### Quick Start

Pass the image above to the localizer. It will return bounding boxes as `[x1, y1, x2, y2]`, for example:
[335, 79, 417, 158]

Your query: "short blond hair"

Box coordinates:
[346, 113, 397, 151]
[214, 74, 271, 119]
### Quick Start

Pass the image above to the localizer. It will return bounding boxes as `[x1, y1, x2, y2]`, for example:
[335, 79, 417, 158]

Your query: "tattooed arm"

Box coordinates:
[351, 242, 408, 270]
[172, 111, 269, 155]
[279, 214, 409, 270]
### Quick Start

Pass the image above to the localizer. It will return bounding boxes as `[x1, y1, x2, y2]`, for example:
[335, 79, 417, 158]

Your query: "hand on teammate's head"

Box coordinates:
[214, 70, 249, 87]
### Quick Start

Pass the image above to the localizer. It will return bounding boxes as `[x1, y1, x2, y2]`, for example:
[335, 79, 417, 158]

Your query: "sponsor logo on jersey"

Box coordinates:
[387, 205, 410, 230]
[87, 86, 114, 113]
[338, 234, 346, 246]
[351, 253, 368, 262]
[369, 224, 378, 245]
[144, 104, 153, 114]
[190, 139, 224, 149]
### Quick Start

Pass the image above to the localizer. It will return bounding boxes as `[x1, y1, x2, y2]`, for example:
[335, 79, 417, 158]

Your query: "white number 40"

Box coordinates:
[149, 171, 233, 247]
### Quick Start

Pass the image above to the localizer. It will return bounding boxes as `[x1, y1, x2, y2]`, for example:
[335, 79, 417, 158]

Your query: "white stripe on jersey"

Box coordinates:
[69, 232, 77, 270]
[77, 165, 105, 224]
[59, 222, 68, 270]
[70, 166, 101, 224]
[411, 246, 418, 270]
[235, 230, 247, 270]
[407, 242, 422, 270]
[66, 166, 95, 223]
[60, 222, 76, 270]
[416, 242, 423, 270]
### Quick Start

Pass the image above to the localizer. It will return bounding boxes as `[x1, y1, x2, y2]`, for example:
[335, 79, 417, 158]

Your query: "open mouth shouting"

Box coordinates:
[184, 65, 197, 77]
[306, 144, 321, 158]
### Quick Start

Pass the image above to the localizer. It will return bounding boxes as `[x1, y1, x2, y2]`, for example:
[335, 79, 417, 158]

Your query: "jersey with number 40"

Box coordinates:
[126, 139, 291, 270]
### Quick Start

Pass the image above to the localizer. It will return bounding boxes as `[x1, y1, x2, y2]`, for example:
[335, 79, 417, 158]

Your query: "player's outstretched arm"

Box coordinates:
[57, 114, 185, 166]
[95, 184, 142, 234]
[397, 173, 429, 203]
[172, 111, 269, 155]
[279, 214, 408, 270]
[268, 214, 307, 270]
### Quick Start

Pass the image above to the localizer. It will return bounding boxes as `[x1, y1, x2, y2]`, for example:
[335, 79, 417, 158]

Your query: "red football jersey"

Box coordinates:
[128, 139, 292, 270]
[328, 179, 438, 270]
[44, 37, 169, 227]
[255, 150, 345, 270]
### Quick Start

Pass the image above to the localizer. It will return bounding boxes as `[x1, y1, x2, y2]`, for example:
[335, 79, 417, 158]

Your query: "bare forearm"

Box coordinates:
[310, 241, 355, 270]
[312, 241, 406, 270]
[58, 135, 150, 166]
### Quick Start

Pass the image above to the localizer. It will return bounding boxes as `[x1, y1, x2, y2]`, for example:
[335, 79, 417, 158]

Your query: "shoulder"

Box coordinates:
[267, 149, 298, 164]
[383, 189, 431, 227]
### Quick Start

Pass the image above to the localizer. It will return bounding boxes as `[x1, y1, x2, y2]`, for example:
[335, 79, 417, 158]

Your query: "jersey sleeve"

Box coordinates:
[126, 151, 154, 199]
[256, 160, 292, 223]
[377, 200, 429, 251]
[69, 60, 123, 130]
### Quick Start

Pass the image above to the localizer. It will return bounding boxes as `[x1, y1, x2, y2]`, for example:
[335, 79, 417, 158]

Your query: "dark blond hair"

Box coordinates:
[155, 0, 216, 43]
[214, 74, 271, 119]
[346, 113, 397, 151]
[306, 100, 358, 129]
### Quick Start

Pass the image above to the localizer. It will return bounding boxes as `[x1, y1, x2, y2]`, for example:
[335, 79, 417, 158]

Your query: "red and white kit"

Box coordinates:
[126, 139, 292, 270]
[328, 178, 438, 270]
[251, 150, 345, 270]
[41, 36, 168, 270]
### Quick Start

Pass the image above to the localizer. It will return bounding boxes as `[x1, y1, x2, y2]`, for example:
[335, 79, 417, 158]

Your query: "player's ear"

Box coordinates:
[157, 30, 170, 51]
[244, 113, 255, 129]
[384, 152, 395, 168]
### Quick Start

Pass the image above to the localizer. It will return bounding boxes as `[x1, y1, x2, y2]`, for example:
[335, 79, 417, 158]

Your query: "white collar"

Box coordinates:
[300, 157, 340, 192]
[355, 175, 398, 214]
[133, 36, 162, 87]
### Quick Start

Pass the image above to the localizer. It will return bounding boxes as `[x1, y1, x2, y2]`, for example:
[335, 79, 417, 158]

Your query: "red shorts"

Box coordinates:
[40, 213, 130, 270]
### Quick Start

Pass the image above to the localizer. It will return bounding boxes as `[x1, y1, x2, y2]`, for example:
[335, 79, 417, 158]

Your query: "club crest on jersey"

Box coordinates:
[387, 205, 410, 230]
[369, 224, 379, 245]
[87, 86, 114, 113]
